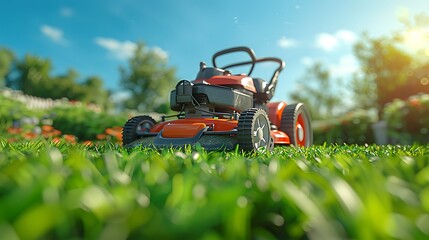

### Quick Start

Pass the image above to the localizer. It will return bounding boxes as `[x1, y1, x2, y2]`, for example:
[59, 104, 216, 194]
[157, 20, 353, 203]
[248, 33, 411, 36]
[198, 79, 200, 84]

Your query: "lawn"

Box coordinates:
[1, 140, 428, 239]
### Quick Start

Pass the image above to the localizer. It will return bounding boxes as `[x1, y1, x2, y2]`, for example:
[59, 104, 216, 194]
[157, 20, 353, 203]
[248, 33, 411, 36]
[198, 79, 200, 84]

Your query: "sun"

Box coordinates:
[401, 27, 429, 53]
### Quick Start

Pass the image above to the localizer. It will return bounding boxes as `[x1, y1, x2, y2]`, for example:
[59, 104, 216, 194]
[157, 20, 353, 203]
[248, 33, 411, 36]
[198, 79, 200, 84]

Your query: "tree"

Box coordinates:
[0, 48, 15, 87]
[81, 76, 110, 107]
[120, 42, 177, 112]
[7, 53, 110, 108]
[9, 54, 53, 96]
[353, 34, 413, 111]
[352, 14, 429, 115]
[49, 69, 82, 100]
[290, 62, 344, 120]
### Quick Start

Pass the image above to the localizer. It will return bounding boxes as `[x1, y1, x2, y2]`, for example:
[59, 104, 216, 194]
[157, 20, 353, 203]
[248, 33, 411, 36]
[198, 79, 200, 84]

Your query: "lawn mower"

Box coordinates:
[122, 46, 312, 151]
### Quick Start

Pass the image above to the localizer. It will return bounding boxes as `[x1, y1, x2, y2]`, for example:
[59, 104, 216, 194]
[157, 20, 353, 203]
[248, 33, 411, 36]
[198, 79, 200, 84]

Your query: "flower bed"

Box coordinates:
[1, 90, 125, 144]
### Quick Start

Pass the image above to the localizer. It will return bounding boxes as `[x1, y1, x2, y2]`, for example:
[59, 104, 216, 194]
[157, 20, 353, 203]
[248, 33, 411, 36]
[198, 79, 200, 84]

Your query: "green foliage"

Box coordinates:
[353, 14, 429, 114]
[11, 54, 53, 95]
[50, 105, 128, 141]
[120, 42, 177, 112]
[383, 94, 429, 144]
[0, 48, 15, 87]
[0, 95, 42, 127]
[291, 14, 429, 124]
[0, 142, 429, 239]
[0, 92, 125, 142]
[4, 51, 110, 108]
[353, 34, 413, 110]
[313, 110, 376, 145]
[80, 76, 110, 108]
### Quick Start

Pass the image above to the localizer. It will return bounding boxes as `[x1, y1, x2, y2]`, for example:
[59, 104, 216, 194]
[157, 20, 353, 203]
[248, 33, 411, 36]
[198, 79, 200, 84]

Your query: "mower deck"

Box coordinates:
[124, 117, 291, 150]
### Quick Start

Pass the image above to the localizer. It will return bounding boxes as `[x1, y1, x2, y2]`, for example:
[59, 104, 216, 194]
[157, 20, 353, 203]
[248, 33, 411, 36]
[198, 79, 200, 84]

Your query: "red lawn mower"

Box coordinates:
[122, 46, 312, 151]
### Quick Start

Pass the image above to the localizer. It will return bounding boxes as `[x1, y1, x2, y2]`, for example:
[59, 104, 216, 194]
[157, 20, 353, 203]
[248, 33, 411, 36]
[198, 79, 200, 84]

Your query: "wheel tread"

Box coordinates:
[280, 103, 313, 147]
[237, 108, 271, 151]
[122, 115, 156, 146]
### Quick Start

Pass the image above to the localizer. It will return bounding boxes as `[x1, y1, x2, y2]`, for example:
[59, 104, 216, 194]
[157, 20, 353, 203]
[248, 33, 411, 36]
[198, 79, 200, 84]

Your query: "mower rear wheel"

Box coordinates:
[122, 115, 156, 146]
[280, 103, 313, 147]
[237, 108, 272, 151]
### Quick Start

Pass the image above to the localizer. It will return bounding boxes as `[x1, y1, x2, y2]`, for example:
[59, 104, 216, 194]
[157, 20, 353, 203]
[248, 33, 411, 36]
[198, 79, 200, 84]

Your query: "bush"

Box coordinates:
[0, 91, 128, 142]
[50, 104, 128, 141]
[313, 109, 376, 145]
[383, 93, 429, 144]
[0, 95, 44, 128]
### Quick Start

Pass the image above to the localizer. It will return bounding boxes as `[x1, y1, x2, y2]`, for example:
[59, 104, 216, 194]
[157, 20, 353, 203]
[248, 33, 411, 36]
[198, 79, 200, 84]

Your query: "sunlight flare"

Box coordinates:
[402, 28, 429, 52]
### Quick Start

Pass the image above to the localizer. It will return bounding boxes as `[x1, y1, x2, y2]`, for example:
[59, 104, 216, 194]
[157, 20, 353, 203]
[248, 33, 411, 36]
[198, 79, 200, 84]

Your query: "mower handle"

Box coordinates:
[212, 46, 285, 101]
[256, 57, 285, 101]
[212, 46, 257, 76]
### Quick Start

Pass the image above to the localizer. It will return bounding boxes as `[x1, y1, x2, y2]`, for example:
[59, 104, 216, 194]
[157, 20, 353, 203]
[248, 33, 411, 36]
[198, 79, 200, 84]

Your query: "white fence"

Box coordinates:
[0, 88, 102, 112]
[1, 88, 69, 109]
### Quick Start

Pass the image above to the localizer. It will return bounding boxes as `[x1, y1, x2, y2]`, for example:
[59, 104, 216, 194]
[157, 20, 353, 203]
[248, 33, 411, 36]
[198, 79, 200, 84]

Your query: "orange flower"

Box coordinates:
[7, 127, 22, 134]
[96, 133, 107, 140]
[115, 133, 122, 141]
[113, 126, 123, 132]
[52, 137, 61, 144]
[42, 125, 54, 132]
[83, 140, 93, 146]
[23, 132, 37, 139]
[63, 134, 77, 144]
[52, 129, 62, 136]
[105, 128, 116, 136]
[42, 129, 61, 138]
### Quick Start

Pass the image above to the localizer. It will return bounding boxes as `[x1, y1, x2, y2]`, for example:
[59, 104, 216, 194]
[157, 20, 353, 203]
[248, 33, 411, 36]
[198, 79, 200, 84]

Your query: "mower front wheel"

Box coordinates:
[237, 108, 272, 152]
[122, 115, 156, 146]
[280, 103, 313, 147]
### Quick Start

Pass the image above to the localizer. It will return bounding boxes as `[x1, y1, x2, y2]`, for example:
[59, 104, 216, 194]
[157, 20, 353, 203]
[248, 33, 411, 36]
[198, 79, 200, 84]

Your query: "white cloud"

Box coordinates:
[95, 37, 169, 61]
[329, 55, 359, 77]
[152, 46, 169, 60]
[315, 29, 357, 51]
[277, 36, 297, 49]
[41, 25, 67, 45]
[316, 33, 339, 51]
[60, 7, 73, 17]
[94, 37, 137, 60]
[336, 30, 357, 44]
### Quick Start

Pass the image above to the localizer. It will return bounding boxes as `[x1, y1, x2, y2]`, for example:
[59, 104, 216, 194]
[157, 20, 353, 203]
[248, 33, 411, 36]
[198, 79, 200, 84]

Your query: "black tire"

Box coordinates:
[122, 115, 156, 146]
[237, 108, 272, 151]
[280, 103, 313, 147]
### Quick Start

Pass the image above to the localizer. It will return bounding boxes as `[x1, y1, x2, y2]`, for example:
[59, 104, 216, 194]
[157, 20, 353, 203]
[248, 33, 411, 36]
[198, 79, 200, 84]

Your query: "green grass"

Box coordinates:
[1, 139, 429, 239]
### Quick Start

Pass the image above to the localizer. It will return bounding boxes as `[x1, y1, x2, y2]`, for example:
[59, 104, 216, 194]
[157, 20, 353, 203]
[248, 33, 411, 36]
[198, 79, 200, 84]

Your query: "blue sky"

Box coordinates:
[1, 0, 428, 102]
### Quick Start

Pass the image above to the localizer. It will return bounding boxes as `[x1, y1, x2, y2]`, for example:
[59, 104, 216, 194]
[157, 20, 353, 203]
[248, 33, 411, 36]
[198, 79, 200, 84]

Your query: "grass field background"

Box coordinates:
[1, 139, 428, 239]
